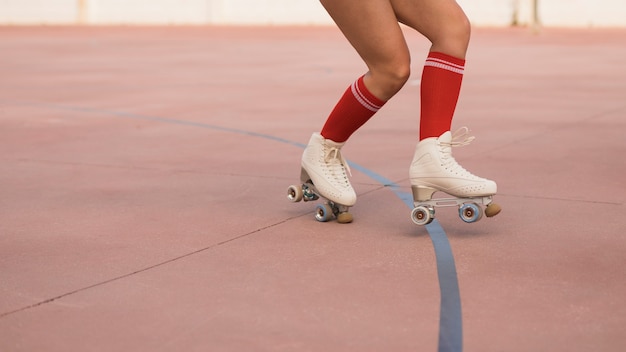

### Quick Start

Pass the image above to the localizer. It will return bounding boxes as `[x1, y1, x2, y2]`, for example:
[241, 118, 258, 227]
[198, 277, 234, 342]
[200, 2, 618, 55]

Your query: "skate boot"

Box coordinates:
[409, 128, 501, 225]
[287, 133, 356, 223]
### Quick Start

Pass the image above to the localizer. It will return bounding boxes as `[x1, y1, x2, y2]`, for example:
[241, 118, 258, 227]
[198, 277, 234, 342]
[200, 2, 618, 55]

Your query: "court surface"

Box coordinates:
[1, 25, 625, 351]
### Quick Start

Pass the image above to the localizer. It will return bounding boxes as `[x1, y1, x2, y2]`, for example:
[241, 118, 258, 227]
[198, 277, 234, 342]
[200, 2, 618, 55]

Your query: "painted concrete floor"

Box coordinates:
[0, 25, 625, 351]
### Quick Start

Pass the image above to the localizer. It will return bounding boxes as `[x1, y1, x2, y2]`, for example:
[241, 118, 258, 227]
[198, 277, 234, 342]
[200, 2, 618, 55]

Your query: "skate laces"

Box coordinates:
[324, 146, 352, 182]
[440, 127, 476, 177]
[446, 127, 475, 147]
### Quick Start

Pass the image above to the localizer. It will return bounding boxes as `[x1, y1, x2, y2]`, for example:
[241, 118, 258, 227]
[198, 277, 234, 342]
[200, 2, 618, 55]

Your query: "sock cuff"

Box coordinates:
[351, 75, 386, 112]
[425, 52, 466, 74]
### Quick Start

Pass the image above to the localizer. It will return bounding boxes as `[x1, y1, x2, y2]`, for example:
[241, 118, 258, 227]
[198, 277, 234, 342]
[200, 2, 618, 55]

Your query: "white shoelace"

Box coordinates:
[324, 147, 352, 184]
[447, 127, 476, 147]
[440, 127, 477, 177]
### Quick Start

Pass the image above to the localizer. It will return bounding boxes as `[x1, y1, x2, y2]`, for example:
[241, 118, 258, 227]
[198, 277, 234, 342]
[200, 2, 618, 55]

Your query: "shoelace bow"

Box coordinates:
[447, 127, 476, 147]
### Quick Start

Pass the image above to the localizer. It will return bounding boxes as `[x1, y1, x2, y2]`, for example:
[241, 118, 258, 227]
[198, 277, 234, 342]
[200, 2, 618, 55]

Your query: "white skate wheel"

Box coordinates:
[411, 205, 434, 226]
[287, 185, 303, 202]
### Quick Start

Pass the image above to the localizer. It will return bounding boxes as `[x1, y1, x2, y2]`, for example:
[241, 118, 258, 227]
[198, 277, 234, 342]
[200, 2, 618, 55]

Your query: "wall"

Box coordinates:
[0, 0, 625, 27]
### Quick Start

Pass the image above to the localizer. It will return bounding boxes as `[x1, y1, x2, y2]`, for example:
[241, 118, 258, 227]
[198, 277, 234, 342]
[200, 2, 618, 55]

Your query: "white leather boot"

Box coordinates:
[410, 128, 497, 201]
[301, 133, 357, 206]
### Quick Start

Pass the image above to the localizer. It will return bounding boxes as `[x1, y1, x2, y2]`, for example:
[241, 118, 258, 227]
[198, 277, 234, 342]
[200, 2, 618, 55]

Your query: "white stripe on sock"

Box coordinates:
[351, 80, 382, 112]
[425, 58, 465, 74]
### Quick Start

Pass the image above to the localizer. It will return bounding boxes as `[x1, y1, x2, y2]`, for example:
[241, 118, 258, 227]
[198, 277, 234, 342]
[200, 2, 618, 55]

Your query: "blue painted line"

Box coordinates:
[427, 221, 463, 352]
[7, 101, 463, 352]
[351, 160, 463, 352]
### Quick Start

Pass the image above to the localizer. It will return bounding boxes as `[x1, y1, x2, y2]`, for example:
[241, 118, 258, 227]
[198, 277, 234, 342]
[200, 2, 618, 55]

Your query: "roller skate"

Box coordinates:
[287, 133, 356, 223]
[409, 128, 501, 225]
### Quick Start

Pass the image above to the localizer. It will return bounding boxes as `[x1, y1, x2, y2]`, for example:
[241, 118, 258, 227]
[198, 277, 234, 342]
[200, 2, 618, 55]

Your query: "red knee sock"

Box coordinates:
[419, 52, 466, 140]
[320, 75, 386, 143]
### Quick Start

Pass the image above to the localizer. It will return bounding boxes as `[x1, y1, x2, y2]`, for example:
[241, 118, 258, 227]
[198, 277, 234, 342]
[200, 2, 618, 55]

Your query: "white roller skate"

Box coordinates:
[287, 133, 356, 223]
[409, 128, 501, 225]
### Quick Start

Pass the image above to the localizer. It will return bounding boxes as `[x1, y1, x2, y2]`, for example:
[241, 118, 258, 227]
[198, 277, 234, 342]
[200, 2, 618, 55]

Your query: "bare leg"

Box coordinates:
[389, 0, 471, 139]
[391, 0, 471, 58]
[319, 0, 470, 100]
[319, 0, 411, 101]
[308, 0, 478, 212]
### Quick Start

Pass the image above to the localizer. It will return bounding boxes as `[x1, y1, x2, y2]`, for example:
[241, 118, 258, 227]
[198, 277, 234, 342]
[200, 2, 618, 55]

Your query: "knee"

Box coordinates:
[371, 61, 411, 100]
[436, 11, 471, 57]
[453, 14, 471, 49]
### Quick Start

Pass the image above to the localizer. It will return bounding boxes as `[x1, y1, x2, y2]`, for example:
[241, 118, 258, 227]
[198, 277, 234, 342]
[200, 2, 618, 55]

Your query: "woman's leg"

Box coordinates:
[391, 0, 471, 58]
[392, 0, 498, 201]
[320, 0, 412, 100]
[300, 0, 412, 210]
[391, 0, 471, 140]
[318, 0, 412, 143]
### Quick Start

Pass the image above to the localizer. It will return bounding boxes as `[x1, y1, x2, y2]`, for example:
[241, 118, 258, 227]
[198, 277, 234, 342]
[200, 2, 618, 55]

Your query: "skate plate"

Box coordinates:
[287, 181, 353, 224]
[411, 194, 501, 226]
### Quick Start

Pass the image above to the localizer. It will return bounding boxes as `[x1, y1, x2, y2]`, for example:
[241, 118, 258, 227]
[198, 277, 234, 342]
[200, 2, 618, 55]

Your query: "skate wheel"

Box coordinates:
[315, 204, 333, 222]
[336, 212, 353, 224]
[411, 205, 434, 226]
[459, 203, 483, 223]
[485, 203, 502, 218]
[287, 185, 303, 202]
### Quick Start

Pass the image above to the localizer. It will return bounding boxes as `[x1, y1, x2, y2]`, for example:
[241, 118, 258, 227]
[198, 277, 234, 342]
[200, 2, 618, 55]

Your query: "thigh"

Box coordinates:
[390, 0, 470, 57]
[320, 0, 410, 72]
